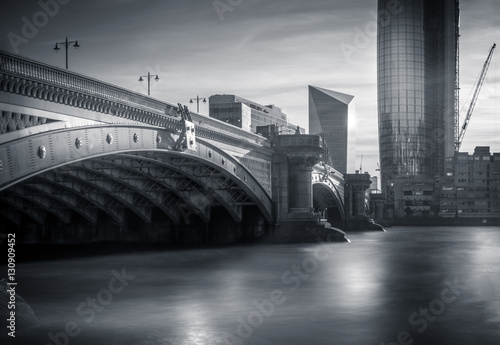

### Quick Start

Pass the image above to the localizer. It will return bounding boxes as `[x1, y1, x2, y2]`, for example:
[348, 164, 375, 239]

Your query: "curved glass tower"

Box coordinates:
[377, 0, 458, 194]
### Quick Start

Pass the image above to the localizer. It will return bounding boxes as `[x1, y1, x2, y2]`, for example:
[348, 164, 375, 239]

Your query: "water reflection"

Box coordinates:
[5, 226, 500, 345]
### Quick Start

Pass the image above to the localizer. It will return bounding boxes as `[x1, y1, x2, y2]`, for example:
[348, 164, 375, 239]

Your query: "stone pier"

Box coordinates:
[345, 172, 384, 231]
[270, 131, 348, 242]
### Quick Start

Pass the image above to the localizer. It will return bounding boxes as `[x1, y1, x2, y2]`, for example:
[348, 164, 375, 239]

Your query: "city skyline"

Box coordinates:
[0, 0, 498, 176]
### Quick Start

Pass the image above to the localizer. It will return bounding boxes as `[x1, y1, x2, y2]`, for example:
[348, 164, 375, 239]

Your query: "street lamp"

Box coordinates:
[189, 95, 206, 113]
[53, 37, 80, 69]
[138, 72, 159, 96]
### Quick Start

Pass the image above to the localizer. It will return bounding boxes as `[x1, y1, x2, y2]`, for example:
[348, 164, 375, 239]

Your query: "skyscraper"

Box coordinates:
[377, 0, 459, 195]
[309, 85, 353, 175]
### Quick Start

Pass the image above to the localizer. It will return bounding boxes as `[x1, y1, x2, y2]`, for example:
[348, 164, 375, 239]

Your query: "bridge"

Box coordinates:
[0, 51, 375, 244]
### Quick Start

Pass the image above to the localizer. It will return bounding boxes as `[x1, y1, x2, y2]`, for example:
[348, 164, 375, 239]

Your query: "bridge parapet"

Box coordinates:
[0, 50, 172, 114]
[0, 50, 268, 148]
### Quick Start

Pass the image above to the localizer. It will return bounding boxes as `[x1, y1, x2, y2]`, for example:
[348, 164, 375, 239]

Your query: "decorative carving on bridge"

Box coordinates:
[106, 133, 113, 145]
[0, 160, 3, 174]
[133, 133, 139, 143]
[75, 137, 83, 149]
[156, 135, 162, 144]
[351, 184, 370, 192]
[288, 154, 322, 168]
[37, 145, 46, 159]
[173, 103, 196, 152]
[0, 73, 177, 130]
[0, 111, 48, 134]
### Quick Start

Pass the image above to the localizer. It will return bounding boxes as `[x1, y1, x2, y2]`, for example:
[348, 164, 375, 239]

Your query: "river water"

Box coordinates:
[5, 226, 500, 345]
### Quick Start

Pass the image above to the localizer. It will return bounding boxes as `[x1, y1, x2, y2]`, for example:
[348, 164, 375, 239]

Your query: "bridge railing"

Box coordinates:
[0, 50, 268, 145]
[0, 50, 172, 114]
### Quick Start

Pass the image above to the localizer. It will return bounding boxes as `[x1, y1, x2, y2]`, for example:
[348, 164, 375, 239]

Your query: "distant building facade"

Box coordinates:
[377, 0, 459, 195]
[308, 85, 353, 175]
[439, 146, 500, 218]
[209, 94, 304, 135]
[370, 175, 379, 192]
[393, 177, 438, 218]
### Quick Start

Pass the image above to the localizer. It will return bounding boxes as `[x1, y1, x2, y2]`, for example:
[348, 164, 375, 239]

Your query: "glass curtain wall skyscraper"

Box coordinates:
[377, 0, 459, 194]
[309, 85, 353, 175]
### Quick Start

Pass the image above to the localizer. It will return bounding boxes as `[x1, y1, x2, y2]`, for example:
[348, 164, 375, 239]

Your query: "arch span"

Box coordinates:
[0, 125, 272, 237]
[312, 166, 345, 229]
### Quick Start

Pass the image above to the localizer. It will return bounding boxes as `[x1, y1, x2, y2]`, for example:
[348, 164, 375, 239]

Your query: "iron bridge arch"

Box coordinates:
[0, 124, 272, 243]
[312, 166, 345, 229]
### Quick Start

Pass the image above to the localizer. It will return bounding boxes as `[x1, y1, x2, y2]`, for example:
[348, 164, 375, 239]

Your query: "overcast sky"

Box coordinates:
[0, 0, 498, 176]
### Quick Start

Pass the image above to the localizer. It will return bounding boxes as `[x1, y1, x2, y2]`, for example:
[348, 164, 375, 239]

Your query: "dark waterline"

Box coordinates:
[3, 226, 500, 345]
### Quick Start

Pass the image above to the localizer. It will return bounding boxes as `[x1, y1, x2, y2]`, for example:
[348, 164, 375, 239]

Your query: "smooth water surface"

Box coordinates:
[5, 226, 500, 345]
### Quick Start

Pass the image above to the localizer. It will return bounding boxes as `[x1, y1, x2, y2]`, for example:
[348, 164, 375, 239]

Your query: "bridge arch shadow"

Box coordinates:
[0, 126, 272, 246]
[312, 175, 345, 229]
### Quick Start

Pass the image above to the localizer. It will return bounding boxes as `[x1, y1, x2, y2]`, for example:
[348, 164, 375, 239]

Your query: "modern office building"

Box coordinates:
[308, 85, 353, 175]
[377, 0, 459, 195]
[439, 146, 500, 219]
[209, 94, 304, 135]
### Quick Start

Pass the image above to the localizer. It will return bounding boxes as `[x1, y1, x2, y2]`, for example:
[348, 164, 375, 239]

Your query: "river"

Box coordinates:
[4, 226, 500, 345]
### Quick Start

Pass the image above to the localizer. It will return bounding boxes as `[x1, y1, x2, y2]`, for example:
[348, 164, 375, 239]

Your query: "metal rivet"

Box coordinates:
[38, 145, 46, 159]
[75, 137, 83, 149]
[133, 133, 139, 143]
[106, 133, 113, 144]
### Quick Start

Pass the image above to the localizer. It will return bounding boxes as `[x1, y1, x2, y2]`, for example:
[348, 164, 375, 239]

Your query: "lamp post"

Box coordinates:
[138, 72, 159, 96]
[53, 37, 80, 69]
[189, 95, 207, 113]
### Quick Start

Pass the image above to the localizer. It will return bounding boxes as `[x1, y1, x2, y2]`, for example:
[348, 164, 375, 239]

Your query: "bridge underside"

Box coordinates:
[0, 146, 272, 245]
[311, 166, 345, 229]
[0, 126, 271, 244]
[313, 183, 345, 229]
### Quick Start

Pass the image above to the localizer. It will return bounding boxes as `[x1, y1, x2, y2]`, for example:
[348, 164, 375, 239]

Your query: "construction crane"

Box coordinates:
[455, 43, 496, 151]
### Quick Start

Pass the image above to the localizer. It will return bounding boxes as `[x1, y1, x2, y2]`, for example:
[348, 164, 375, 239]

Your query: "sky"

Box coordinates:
[0, 0, 498, 178]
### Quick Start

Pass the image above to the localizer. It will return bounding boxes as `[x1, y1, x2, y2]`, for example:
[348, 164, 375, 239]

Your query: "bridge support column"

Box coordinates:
[345, 172, 371, 218]
[345, 172, 384, 231]
[287, 157, 317, 219]
[268, 132, 348, 242]
[369, 192, 386, 225]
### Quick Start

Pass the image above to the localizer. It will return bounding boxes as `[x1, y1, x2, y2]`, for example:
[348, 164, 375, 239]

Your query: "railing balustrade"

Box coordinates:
[0, 50, 267, 144]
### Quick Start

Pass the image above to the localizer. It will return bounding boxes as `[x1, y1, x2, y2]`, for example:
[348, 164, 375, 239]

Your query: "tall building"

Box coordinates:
[308, 85, 353, 175]
[377, 0, 459, 195]
[209, 94, 304, 135]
